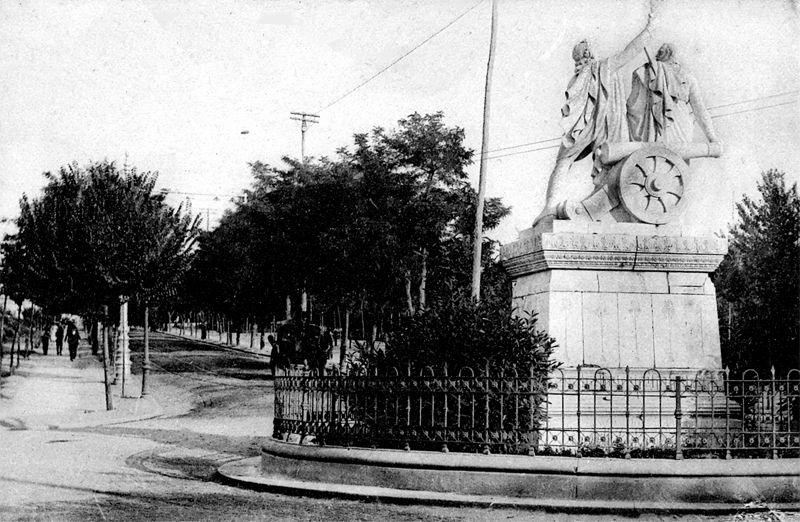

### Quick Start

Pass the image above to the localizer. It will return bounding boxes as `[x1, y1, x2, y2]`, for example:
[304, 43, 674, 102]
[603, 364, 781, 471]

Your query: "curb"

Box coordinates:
[217, 457, 799, 515]
[49, 396, 165, 430]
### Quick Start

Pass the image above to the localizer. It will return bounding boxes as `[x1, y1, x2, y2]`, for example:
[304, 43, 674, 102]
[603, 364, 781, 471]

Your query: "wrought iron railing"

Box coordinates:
[272, 365, 800, 459]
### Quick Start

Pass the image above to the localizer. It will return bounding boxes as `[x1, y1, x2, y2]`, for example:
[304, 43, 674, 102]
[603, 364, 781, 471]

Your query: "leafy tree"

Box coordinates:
[184, 112, 512, 358]
[340, 112, 479, 313]
[1, 161, 199, 317]
[714, 169, 800, 375]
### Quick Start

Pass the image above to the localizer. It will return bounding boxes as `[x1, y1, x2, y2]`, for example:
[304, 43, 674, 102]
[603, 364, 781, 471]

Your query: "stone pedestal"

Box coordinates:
[502, 222, 730, 453]
[501, 221, 727, 370]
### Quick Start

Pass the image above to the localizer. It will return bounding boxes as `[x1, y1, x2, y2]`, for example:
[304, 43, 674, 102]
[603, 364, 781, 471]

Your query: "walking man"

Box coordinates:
[66, 321, 80, 361]
[55, 322, 64, 355]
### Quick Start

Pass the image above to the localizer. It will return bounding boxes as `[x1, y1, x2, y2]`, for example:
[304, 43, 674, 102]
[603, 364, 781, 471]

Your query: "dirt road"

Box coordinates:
[0, 332, 784, 521]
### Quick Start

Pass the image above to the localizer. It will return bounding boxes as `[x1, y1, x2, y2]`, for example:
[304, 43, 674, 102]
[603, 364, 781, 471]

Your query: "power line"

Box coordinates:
[482, 136, 561, 155]
[487, 143, 560, 160]
[709, 90, 799, 111]
[486, 94, 798, 161]
[711, 99, 798, 119]
[316, 0, 485, 114]
[483, 90, 798, 160]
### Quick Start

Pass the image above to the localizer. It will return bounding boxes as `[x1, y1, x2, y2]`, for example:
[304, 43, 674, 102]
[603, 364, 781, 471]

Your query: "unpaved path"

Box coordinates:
[0, 331, 779, 521]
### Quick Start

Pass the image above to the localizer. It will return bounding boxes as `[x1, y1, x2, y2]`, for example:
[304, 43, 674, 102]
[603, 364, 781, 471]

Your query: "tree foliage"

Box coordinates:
[1, 161, 199, 316]
[186, 112, 512, 342]
[714, 169, 800, 375]
[382, 287, 558, 373]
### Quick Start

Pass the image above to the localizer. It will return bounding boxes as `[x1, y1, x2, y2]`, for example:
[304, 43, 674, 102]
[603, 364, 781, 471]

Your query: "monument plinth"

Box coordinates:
[502, 221, 727, 370]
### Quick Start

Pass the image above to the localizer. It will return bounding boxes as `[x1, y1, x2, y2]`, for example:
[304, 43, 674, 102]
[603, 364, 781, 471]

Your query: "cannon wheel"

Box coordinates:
[616, 145, 690, 225]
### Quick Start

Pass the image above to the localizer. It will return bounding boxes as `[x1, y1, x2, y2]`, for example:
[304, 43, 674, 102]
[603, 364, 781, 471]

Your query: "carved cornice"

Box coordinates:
[501, 232, 727, 276]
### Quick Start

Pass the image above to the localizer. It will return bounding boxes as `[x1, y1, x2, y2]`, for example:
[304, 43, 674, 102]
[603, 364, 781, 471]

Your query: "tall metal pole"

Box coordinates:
[471, 0, 499, 301]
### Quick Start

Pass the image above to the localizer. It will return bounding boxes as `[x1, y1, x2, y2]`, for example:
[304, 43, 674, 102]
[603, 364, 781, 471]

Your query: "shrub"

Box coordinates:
[382, 287, 558, 375]
[331, 289, 560, 454]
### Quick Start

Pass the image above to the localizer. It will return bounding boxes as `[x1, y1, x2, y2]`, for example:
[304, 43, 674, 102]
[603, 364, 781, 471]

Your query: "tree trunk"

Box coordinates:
[101, 306, 114, 411]
[419, 249, 427, 311]
[26, 305, 34, 359]
[91, 321, 99, 355]
[0, 294, 7, 364]
[142, 306, 150, 397]
[405, 271, 414, 314]
[339, 308, 350, 372]
[10, 304, 21, 372]
[249, 319, 255, 349]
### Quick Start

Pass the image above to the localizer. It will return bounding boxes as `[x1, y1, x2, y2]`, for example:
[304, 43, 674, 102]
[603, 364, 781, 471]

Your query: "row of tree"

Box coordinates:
[1, 160, 199, 334]
[0, 112, 795, 376]
[176, 112, 512, 361]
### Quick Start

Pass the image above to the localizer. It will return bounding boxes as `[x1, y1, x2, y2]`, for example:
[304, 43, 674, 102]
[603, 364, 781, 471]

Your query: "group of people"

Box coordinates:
[40, 320, 81, 361]
[267, 320, 334, 376]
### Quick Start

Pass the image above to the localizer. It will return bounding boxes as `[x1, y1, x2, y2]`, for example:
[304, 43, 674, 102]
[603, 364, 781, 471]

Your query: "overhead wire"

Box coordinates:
[709, 90, 799, 111]
[710, 99, 798, 119]
[316, 0, 486, 114]
[485, 92, 799, 161]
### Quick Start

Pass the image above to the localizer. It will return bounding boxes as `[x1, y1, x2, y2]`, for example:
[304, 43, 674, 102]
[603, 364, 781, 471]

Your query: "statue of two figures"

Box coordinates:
[532, 8, 722, 228]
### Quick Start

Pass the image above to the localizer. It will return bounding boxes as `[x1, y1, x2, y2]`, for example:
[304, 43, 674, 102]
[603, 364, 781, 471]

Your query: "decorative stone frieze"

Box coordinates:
[501, 232, 727, 277]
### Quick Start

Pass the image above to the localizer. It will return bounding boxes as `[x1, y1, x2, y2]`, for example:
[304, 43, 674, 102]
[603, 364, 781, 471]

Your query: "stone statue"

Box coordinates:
[532, 12, 655, 227]
[627, 43, 719, 145]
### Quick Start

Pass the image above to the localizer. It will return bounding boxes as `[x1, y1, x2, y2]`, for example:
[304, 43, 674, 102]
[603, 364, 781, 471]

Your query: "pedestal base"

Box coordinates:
[501, 223, 727, 370]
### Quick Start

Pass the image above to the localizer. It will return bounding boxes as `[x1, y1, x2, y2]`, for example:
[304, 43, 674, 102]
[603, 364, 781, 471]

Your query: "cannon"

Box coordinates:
[557, 141, 722, 225]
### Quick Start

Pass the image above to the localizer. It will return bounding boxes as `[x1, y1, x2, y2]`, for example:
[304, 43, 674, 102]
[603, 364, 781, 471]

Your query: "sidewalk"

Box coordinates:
[0, 341, 162, 431]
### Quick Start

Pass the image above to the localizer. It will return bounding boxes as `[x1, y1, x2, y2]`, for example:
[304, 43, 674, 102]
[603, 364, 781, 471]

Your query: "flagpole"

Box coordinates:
[471, 0, 499, 301]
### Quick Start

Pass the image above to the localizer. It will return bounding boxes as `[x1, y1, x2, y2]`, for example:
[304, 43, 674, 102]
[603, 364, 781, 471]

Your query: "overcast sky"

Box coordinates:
[1, 0, 797, 244]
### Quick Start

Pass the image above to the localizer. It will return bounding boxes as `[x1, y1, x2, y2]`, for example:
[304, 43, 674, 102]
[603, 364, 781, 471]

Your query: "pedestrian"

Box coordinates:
[310, 326, 332, 376]
[267, 334, 280, 376]
[277, 321, 296, 368]
[66, 321, 80, 361]
[55, 323, 64, 356]
[40, 329, 50, 355]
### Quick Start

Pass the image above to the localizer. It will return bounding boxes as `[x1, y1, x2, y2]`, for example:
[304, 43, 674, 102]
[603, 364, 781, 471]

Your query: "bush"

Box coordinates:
[324, 289, 560, 454]
[381, 288, 558, 375]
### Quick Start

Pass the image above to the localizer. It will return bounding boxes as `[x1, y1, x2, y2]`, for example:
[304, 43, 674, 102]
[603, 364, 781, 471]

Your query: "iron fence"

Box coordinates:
[272, 365, 800, 459]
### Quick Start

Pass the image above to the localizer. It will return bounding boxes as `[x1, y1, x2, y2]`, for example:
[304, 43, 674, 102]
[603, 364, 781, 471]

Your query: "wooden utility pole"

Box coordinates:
[290, 112, 320, 163]
[471, 0, 499, 301]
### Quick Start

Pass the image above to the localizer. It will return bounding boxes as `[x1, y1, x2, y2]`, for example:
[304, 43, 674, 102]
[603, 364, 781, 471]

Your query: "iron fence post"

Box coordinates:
[484, 360, 491, 455]
[442, 363, 449, 453]
[529, 364, 536, 456]
[576, 366, 582, 458]
[625, 366, 631, 458]
[724, 367, 732, 459]
[675, 375, 683, 460]
[771, 366, 778, 459]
